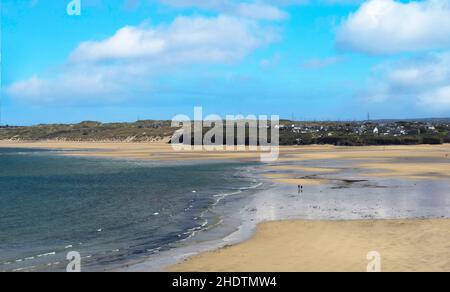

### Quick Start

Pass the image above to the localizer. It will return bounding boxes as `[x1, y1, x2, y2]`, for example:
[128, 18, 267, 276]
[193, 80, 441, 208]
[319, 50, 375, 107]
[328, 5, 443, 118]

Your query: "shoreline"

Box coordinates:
[2, 141, 450, 272]
[114, 164, 271, 272]
[152, 174, 450, 272]
[1, 148, 265, 272]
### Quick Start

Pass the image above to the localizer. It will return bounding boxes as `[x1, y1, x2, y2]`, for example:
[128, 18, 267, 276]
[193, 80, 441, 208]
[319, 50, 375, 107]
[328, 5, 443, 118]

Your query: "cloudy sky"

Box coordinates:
[2, 0, 450, 124]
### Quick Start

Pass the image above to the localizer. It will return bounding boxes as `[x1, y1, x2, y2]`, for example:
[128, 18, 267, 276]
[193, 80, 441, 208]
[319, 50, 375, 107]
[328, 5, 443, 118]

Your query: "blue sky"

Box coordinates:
[2, 0, 450, 125]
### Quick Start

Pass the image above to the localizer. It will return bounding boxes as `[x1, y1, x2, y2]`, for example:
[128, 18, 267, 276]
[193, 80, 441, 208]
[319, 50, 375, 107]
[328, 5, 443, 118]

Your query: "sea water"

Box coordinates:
[0, 148, 257, 272]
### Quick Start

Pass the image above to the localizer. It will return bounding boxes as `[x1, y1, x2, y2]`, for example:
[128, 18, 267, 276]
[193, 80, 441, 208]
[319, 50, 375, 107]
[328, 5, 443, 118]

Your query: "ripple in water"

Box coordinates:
[0, 148, 256, 272]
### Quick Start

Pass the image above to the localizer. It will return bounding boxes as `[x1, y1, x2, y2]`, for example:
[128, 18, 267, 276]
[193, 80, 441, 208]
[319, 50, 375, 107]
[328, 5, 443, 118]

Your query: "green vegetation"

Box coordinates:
[0, 121, 176, 142]
[1, 119, 449, 146]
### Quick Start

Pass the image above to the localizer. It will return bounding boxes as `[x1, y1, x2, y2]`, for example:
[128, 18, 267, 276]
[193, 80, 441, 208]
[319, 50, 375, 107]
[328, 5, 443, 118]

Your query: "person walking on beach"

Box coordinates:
[298, 185, 303, 194]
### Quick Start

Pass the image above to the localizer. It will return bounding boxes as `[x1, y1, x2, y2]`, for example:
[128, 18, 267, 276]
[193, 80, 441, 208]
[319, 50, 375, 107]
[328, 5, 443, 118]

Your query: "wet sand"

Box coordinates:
[262, 173, 329, 185]
[359, 162, 450, 180]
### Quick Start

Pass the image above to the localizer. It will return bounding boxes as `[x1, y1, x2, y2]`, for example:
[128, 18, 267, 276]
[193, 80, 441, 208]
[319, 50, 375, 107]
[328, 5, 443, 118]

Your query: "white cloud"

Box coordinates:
[419, 86, 450, 109]
[7, 15, 278, 104]
[337, 0, 450, 54]
[70, 26, 166, 63]
[71, 15, 272, 64]
[6, 64, 149, 105]
[7, 0, 363, 105]
[362, 52, 450, 111]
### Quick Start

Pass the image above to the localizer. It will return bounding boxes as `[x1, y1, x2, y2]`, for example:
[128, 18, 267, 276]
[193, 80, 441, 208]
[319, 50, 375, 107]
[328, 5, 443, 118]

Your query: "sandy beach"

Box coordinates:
[1, 140, 449, 166]
[0, 141, 265, 161]
[169, 219, 450, 272]
[2, 141, 450, 272]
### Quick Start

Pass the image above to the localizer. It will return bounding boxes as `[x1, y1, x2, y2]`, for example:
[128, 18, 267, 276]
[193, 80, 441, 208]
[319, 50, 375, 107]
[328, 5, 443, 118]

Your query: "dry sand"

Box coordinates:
[169, 220, 450, 272]
[0, 141, 265, 161]
[1, 141, 449, 164]
[2, 141, 450, 272]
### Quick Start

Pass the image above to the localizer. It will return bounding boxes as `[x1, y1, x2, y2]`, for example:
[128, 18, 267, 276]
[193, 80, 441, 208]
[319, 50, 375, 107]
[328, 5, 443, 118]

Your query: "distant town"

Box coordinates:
[1, 118, 450, 146]
[277, 119, 450, 146]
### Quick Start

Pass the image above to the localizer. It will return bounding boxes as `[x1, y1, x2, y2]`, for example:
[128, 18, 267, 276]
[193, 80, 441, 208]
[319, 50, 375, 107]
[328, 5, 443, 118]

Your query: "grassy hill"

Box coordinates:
[0, 120, 176, 142]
